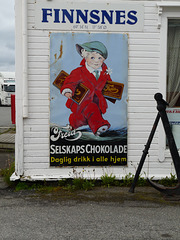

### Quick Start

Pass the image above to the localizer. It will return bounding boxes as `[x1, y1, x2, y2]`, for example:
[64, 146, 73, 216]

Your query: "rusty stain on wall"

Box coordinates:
[58, 40, 63, 59]
[54, 41, 63, 60]
[51, 41, 63, 67]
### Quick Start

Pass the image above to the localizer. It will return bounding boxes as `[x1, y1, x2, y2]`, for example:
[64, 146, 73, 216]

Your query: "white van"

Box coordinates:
[0, 72, 15, 106]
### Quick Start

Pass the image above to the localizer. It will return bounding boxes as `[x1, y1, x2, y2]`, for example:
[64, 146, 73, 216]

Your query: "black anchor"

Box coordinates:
[129, 93, 180, 196]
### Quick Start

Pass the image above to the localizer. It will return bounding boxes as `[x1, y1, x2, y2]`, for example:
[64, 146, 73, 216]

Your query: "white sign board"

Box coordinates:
[34, 0, 144, 32]
[166, 108, 180, 148]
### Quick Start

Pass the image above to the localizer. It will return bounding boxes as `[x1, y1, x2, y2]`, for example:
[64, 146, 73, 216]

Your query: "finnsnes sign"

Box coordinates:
[34, 0, 144, 31]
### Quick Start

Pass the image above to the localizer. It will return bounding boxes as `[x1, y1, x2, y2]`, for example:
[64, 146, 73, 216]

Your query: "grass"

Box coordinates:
[157, 173, 177, 187]
[0, 161, 15, 186]
[0, 162, 178, 192]
[0, 127, 16, 135]
[101, 173, 116, 187]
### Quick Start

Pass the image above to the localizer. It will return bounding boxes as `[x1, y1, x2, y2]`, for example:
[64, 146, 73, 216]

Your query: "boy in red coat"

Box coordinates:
[61, 41, 112, 136]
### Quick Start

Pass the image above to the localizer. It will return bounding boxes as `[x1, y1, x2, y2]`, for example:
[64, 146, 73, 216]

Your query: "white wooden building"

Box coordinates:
[12, 0, 180, 181]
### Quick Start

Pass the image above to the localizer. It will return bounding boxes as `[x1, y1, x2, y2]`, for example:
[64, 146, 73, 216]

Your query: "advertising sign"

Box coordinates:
[34, 0, 144, 32]
[50, 32, 128, 166]
[167, 108, 180, 148]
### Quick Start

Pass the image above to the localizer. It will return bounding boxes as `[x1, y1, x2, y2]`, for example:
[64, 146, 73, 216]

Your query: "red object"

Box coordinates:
[11, 94, 16, 124]
[60, 59, 112, 134]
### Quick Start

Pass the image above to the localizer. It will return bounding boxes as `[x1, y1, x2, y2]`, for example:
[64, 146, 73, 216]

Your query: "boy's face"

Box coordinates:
[85, 52, 105, 69]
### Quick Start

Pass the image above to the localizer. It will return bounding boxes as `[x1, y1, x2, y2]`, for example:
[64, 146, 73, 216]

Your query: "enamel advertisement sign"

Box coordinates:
[50, 32, 128, 166]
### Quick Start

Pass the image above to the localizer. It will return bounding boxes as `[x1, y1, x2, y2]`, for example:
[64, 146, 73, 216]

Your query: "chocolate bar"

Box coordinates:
[53, 71, 89, 105]
[102, 81, 124, 100]
[53, 70, 124, 104]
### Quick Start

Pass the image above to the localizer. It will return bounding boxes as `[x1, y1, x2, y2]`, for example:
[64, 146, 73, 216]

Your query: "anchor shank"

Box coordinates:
[155, 93, 180, 182]
[129, 113, 160, 193]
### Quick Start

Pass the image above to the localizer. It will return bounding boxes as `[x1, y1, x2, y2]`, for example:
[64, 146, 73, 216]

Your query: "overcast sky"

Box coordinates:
[0, 0, 15, 72]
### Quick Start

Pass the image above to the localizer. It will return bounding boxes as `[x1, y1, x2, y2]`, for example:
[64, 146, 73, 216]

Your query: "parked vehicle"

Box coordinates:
[0, 72, 15, 106]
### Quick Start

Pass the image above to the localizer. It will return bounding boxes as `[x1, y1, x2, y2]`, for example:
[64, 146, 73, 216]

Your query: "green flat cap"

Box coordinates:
[76, 41, 108, 59]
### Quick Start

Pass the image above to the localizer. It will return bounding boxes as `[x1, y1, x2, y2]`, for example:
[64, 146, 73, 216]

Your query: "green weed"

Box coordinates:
[158, 174, 177, 187]
[65, 178, 95, 191]
[82, 180, 95, 191]
[1, 163, 178, 192]
[0, 161, 15, 186]
[15, 182, 30, 191]
[120, 172, 147, 187]
[101, 173, 116, 187]
[58, 179, 67, 187]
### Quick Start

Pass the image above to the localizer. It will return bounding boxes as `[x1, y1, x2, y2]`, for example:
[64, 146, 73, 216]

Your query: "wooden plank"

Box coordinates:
[130, 33, 159, 39]
[28, 74, 49, 80]
[24, 157, 49, 163]
[129, 45, 159, 51]
[29, 61, 49, 69]
[128, 82, 159, 89]
[129, 58, 159, 64]
[128, 70, 159, 76]
[28, 69, 49, 75]
[28, 94, 49, 100]
[28, 49, 49, 56]
[28, 106, 50, 113]
[128, 39, 160, 45]
[129, 51, 160, 58]
[28, 56, 49, 62]
[24, 163, 49, 169]
[129, 63, 159, 70]
[128, 76, 159, 82]
[25, 113, 49, 119]
[24, 150, 49, 157]
[24, 138, 49, 144]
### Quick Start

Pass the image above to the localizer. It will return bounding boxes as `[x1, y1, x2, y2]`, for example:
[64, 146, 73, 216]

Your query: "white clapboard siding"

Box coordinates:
[24, 156, 49, 162]
[28, 49, 49, 56]
[128, 138, 158, 145]
[24, 144, 49, 151]
[24, 163, 50, 169]
[130, 32, 160, 39]
[128, 113, 157, 120]
[28, 87, 49, 94]
[129, 89, 158, 96]
[29, 62, 49, 69]
[28, 37, 49, 43]
[129, 123, 158, 131]
[28, 74, 49, 80]
[24, 137, 49, 144]
[24, 113, 49, 119]
[28, 106, 50, 113]
[130, 143, 158, 151]
[28, 99, 49, 106]
[28, 56, 49, 62]
[129, 82, 159, 89]
[28, 68, 49, 75]
[28, 94, 49, 100]
[28, 82, 50, 88]
[20, 0, 176, 180]
[128, 76, 159, 83]
[28, 30, 49, 37]
[24, 149, 49, 157]
[129, 57, 159, 64]
[24, 124, 49, 132]
[129, 51, 160, 58]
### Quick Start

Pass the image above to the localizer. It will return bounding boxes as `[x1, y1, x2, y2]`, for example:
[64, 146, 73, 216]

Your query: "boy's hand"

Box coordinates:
[65, 92, 72, 99]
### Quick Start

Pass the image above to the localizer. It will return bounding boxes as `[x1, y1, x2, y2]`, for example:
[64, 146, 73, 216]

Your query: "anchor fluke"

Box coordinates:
[147, 178, 180, 196]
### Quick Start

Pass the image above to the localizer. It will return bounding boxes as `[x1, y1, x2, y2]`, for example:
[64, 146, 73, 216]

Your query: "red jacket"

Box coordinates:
[61, 59, 112, 114]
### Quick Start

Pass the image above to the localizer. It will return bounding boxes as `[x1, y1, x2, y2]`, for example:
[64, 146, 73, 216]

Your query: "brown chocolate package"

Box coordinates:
[53, 70, 124, 105]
